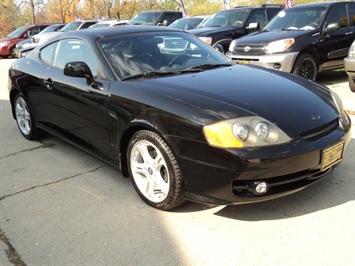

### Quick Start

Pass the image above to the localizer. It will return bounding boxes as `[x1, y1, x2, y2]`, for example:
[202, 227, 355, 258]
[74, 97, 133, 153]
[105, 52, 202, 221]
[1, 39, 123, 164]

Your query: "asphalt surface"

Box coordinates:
[0, 58, 354, 266]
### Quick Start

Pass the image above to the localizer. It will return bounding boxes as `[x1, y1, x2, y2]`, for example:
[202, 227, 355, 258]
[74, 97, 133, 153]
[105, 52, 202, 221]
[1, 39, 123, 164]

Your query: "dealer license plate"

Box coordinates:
[321, 141, 345, 171]
[237, 59, 250, 64]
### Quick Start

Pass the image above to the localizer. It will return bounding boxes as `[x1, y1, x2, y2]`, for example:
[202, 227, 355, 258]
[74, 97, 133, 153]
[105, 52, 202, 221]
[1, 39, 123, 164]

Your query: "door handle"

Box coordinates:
[43, 79, 53, 90]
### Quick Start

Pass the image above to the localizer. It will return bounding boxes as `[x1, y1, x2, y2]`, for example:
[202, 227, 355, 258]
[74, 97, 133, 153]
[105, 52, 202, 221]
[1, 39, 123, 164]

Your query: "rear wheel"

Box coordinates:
[14, 94, 44, 140]
[292, 53, 318, 81]
[127, 130, 185, 210]
[349, 76, 355, 92]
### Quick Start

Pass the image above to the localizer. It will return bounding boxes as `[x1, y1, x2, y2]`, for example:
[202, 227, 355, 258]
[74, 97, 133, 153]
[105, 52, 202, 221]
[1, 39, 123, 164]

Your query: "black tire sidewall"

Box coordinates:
[292, 53, 318, 81]
[127, 130, 185, 210]
[14, 93, 42, 140]
[348, 76, 355, 92]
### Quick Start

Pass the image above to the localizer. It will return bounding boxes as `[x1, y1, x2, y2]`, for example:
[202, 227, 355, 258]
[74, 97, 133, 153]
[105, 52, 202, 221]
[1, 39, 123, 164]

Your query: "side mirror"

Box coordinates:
[325, 22, 340, 33]
[246, 22, 259, 31]
[64, 61, 97, 87]
[214, 44, 225, 54]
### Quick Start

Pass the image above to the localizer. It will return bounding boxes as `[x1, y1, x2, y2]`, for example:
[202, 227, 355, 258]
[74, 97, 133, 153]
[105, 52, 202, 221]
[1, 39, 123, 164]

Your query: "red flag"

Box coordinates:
[223, 0, 230, 10]
[285, 0, 294, 8]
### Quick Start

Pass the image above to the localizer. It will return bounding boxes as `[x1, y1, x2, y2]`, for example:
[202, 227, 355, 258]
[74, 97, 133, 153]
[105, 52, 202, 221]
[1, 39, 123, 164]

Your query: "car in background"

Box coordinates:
[128, 10, 182, 26]
[189, 5, 284, 53]
[17, 20, 97, 58]
[226, 1, 355, 80]
[15, 23, 66, 57]
[32, 20, 97, 45]
[89, 19, 129, 28]
[344, 40, 355, 92]
[8, 26, 351, 210]
[168, 16, 209, 30]
[0, 24, 50, 58]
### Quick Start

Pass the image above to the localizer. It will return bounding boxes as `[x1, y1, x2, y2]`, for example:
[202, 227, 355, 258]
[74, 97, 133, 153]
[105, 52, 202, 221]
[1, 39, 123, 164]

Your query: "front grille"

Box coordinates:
[233, 44, 265, 55]
[300, 119, 339, 142]
[163, 39, 188, 50]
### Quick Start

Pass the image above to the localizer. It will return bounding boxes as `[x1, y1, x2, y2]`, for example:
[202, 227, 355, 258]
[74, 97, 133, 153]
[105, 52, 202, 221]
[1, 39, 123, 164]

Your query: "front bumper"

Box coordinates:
[173, 116, 352, 206]
[0, 46, 10, 57]
[225, 52, 299, 73]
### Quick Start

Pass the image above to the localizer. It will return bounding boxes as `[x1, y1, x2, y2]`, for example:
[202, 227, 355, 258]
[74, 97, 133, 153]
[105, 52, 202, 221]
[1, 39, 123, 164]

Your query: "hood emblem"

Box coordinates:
[311, 115, 321, 121]
[244, 46, 251, 52]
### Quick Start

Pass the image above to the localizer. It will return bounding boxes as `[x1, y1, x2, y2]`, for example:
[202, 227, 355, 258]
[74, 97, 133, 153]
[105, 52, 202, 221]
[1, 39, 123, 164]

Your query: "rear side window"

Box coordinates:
[40, 42, 58, 65]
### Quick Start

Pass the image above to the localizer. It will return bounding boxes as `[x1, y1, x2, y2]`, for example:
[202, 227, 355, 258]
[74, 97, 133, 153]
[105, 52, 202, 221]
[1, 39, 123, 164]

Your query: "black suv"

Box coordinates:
[189, 5, 284, 53]
[128, 11, 182, 26]
[226, 1, 355, 80]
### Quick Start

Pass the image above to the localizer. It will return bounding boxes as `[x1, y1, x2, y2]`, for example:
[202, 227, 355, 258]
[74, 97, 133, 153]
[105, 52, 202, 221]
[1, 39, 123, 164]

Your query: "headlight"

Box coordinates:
[199, 37, 212, 45]
[348, 41, 355, 58]
[330, 89, 345, 116]
[228, 39, 237, 53]
[203, 116, 291, 148]
[266, 38, 294, 54]
[0, 41, 9, 47]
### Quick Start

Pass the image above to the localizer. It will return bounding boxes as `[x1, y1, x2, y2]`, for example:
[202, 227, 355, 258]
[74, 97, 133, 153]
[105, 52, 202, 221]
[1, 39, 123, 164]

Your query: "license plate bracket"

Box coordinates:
[321, 141, 345, 171]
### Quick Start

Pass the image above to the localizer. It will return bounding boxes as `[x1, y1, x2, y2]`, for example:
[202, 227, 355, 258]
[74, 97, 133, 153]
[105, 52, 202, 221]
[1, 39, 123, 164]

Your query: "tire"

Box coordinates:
[349, 76, 355, 92]
[292, 53, 318, 81]
[127, 130, 185, 210]
[9, 46, 17, 58]
[14, 94, 44, 140]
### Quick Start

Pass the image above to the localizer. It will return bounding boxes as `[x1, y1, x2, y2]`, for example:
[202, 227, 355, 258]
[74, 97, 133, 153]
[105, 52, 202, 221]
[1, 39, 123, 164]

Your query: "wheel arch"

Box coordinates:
[119, 119, 173, 178]
[292, 46, 320, 71]
[9, 88, 20, 119]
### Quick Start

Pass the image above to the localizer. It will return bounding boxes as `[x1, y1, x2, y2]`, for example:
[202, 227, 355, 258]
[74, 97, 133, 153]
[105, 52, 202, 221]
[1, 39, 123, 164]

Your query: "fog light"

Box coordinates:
[255, 182, 268, 194]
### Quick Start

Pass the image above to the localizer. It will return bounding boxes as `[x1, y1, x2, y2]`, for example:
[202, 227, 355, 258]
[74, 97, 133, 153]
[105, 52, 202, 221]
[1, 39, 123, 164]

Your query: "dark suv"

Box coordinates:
[226, 1, 355, 80]
[189, 5, 284, 53]
[0, 24, 50, 58]
[128, 11, 183, 26]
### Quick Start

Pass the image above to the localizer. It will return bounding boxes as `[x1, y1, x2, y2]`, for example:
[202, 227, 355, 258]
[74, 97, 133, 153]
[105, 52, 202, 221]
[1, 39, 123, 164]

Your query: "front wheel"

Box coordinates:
[14, 94, 44, 140]
[127, 130, 185, 210]
[292, 53, 318, 81]
[9, 46, 17, 58]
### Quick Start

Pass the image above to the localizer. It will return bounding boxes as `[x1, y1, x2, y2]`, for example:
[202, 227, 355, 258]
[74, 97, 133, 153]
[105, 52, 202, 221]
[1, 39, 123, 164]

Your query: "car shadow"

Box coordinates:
[317, 69, 347, 85]
[175, 139, 355, 220]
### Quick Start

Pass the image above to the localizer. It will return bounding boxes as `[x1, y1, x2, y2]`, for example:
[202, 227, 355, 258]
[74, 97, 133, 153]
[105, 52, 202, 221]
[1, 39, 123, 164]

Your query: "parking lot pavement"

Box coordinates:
[1, 59, 354, 266]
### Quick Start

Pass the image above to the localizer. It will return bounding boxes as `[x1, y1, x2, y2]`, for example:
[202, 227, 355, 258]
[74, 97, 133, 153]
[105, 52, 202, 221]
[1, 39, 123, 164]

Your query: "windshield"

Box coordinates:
[60, 21, 81, 32]
[7, 26, 27, 38]
[99, 31, 231, 79]
[128, 12, 161, 25]
[40, 24, 63, 33]
[169, 18, 203, 30]
[198, 9, 250, 28]
[264, 7, 327, 31]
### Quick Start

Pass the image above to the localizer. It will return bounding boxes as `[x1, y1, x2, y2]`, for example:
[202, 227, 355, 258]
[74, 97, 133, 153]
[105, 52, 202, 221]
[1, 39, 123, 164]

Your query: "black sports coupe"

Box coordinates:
[8, 26, 352, 210]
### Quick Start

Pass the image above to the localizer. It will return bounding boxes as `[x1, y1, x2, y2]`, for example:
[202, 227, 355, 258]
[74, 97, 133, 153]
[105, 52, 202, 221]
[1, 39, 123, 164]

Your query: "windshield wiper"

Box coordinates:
[183, 63, 232, 71]
[121, 71, 182, 81]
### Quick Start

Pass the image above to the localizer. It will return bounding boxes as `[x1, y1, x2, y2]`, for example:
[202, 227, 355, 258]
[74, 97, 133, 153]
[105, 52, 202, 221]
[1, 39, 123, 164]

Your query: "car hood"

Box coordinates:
[189, 26, 237, 36]
[123, 65, 338, 137]
[34, 31, 63, 43]
[236, 29, 314, 45]
[0, 36, 19, 42]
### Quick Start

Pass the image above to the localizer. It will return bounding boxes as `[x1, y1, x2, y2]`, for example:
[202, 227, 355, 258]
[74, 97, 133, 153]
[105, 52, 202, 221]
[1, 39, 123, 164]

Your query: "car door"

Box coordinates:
[319, 3, 355, 67]
[41, 38, 112, 158]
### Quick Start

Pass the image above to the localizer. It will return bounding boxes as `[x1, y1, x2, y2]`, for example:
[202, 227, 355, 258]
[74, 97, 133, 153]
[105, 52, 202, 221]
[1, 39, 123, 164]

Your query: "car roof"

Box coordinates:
[54, 25, 181, 41]
[291, 1, 351, 8]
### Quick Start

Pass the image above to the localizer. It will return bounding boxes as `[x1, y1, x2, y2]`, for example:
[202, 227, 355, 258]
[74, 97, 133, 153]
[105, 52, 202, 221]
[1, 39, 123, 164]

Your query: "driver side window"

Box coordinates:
[53, 39, 98, 76]
[326, 5, 348, 28]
